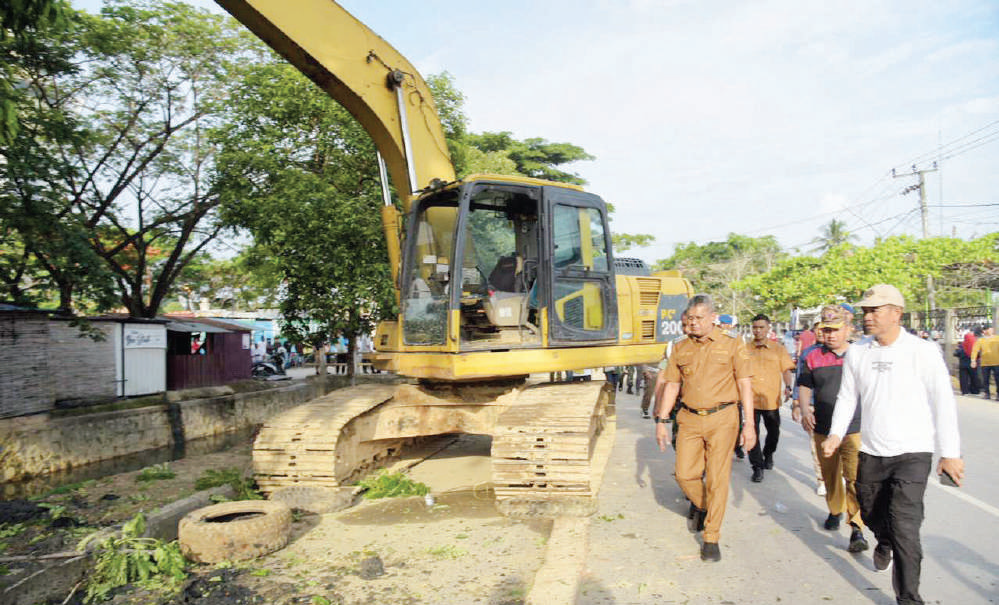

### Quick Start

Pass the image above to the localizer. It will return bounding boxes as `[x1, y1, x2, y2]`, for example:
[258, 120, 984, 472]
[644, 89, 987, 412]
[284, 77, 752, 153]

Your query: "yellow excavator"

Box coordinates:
[216, 0, 693, 516]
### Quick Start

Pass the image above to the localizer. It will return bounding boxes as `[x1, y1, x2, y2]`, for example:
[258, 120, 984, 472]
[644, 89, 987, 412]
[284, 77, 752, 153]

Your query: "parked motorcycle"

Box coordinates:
[252, 353, 286, 378]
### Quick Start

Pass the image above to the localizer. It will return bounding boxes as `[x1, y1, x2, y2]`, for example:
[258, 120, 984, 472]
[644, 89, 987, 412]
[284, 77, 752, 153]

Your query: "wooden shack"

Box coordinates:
[165, 317, 252, 390]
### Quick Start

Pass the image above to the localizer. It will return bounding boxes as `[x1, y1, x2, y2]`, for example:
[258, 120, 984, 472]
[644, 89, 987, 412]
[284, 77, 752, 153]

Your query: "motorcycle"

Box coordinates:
[252, 353, 287, 378]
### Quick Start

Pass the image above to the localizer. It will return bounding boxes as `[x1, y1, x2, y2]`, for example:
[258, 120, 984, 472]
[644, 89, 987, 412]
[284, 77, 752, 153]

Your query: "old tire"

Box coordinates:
[178, 500, 292, 563]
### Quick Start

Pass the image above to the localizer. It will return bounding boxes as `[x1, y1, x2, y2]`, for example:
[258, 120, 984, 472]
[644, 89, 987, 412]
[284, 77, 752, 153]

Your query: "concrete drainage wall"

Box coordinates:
[0, 377, 339, 483]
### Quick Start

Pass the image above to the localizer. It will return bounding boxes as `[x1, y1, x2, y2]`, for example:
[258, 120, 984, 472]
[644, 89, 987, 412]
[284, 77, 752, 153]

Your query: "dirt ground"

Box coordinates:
[2, 434, 551, 605]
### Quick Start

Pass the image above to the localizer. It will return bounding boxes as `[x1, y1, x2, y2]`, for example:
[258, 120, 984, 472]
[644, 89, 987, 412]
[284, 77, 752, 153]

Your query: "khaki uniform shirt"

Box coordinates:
[748, 340, 795, 411]
[972, 335, 999, 367]
[664, 327, 752, 409]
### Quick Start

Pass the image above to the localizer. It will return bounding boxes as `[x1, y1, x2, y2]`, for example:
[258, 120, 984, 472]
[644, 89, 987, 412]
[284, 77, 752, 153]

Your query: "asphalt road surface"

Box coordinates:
[581, 389, 998, 604]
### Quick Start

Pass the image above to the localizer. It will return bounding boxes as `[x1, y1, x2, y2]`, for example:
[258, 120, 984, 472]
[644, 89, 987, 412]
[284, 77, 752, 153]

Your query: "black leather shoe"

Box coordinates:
[824, 513, 841, 530]
[873, 543, 892, 572]
[763, 454, 774, 470]
[751, 467, 764, 482]
[700, 541, 721, 562]
[848, 527, 869, 553]
[687, 503, 706, 533]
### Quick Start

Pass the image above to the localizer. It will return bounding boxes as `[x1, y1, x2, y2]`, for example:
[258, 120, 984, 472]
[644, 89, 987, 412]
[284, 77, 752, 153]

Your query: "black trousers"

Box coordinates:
[856, 452, 932, 605]
[958, 362, 980, 394]
[981, 366, 999, 398]
[748, 408, 780, 469]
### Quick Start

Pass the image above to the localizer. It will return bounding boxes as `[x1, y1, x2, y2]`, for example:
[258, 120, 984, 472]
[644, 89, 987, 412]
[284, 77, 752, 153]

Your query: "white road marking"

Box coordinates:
[928, 479, 999, 517]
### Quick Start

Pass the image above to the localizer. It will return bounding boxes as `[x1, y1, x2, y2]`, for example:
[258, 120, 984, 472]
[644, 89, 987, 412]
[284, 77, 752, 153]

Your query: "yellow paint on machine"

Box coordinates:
[371, 343, 668, 381]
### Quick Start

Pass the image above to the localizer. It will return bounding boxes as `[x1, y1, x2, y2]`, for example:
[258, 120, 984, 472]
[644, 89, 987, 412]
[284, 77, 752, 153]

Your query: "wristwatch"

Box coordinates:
[654, 417, 670, 424]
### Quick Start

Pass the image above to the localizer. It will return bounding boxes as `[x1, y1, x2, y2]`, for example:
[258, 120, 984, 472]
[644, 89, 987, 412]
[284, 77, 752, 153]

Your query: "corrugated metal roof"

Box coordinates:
[165, 320, 231, 333]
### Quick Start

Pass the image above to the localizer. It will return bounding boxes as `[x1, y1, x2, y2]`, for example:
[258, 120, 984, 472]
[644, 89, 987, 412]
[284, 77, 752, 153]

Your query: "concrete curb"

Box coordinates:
[2, 485, 234, 605]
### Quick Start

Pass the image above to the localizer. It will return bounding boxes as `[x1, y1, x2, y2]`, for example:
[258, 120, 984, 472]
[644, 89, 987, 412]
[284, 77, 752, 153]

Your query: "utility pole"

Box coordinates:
[893, 163, 939, 310]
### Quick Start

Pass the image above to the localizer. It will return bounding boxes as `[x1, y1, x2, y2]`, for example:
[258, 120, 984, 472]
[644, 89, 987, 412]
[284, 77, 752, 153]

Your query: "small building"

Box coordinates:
[0, 306, 167, 418]
[165, 316, 252, 390]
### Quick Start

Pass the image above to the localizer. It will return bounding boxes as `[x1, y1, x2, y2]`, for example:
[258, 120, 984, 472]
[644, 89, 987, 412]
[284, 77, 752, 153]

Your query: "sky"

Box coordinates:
[74, 0, 999, 265]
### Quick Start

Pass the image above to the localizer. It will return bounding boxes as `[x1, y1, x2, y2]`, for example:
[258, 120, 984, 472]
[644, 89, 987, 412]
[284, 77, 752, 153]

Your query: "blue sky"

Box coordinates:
[74, 1, 999, 265]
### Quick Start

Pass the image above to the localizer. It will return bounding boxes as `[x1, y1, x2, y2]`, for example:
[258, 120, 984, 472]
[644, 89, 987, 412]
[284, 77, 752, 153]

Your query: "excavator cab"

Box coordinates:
[398, 177, 618, 354]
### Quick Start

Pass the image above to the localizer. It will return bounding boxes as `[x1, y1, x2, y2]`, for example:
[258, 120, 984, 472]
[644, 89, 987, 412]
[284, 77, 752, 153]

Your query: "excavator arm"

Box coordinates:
[215, 0, 456, 212]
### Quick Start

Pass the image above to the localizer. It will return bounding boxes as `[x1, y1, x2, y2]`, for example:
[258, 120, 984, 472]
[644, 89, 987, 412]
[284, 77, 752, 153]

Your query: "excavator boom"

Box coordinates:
[215, 0, 455, 213]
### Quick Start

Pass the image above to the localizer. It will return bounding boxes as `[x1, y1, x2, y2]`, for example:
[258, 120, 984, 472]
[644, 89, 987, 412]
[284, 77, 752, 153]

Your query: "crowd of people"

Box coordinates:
[639, 284, 964, 605]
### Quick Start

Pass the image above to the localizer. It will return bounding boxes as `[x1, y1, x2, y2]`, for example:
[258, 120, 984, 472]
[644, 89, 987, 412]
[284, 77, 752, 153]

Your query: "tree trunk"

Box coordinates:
[317, 342, 329, 378]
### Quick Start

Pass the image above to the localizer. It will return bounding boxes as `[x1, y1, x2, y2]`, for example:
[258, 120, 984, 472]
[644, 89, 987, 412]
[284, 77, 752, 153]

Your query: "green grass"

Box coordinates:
[194, 468, 262, 500]
[426, 544, 467, 559]
[135, 463, 176, 482]
[357, 470, 429, 499]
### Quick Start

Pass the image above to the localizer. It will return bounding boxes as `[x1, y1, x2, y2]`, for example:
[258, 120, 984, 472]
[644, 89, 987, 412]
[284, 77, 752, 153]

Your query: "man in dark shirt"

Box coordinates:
[798, 305, 867, 553]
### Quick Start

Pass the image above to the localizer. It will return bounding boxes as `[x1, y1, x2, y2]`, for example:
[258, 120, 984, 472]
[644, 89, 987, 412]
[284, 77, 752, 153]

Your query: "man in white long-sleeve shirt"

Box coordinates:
[821, 284, 964, 605]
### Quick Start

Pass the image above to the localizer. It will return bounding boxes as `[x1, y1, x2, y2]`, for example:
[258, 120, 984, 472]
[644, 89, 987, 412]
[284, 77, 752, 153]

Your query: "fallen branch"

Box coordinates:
[0, 551, 84, 562]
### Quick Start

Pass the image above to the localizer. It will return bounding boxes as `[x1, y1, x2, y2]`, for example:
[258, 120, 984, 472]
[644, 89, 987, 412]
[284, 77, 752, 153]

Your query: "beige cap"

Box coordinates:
[856, 284, 905, 309]
[817, 305, 848, 329]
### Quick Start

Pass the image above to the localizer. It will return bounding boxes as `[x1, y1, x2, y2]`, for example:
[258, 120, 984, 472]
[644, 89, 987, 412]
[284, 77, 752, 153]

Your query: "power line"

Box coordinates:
[895, 117, 999, 170]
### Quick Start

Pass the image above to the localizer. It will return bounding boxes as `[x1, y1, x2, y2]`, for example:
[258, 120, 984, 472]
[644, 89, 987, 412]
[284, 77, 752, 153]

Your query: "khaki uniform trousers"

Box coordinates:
[813, 432, 863, 528]
[674, 404, 741, 542]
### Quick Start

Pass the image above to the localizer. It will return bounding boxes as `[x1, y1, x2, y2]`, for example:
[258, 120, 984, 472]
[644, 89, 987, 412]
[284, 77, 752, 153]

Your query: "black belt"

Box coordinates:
[680, 402, 736, 416]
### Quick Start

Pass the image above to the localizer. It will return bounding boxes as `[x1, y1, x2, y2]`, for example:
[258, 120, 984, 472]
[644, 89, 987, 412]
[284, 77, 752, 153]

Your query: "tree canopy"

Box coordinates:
[737, 234, 999, 317]
[654, 233, 785, 317]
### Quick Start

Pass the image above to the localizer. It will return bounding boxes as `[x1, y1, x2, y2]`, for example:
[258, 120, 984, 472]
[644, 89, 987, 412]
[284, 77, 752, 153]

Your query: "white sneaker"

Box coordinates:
[816, 481, 827, 496]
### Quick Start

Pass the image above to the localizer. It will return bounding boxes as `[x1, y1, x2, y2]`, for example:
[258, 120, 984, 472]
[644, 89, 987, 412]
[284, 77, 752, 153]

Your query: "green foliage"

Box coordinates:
[425, 544, 467, 559]
[357, 469, 430, 499]
[0, 523, 26, 539]
[810, 218, 858, 253]
[612, 233, 656, 253]
[82, 513, 187, 603]
[213, 57, 397, 359]
[194, 468, 263, 501]
[655, 233, 785, 319]
[464, 131, 594, 185]
[2, 0, 257, 316]
[38, 502, 68, 522]
[135, 463, 176, 483]
[737, 234, 999, 317]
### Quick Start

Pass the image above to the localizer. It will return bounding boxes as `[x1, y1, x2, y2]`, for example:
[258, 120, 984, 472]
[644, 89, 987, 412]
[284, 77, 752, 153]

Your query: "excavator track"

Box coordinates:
[253, 384, 401, 493]
[492, 380, 614, 517]
[253, 380, 615, 517]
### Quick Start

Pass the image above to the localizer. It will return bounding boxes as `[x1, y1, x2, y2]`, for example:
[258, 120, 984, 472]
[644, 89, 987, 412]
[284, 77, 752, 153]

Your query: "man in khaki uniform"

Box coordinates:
[747, 313, 796, 482]
[655, 295, 756, 562]
[971, 326, 999, 399]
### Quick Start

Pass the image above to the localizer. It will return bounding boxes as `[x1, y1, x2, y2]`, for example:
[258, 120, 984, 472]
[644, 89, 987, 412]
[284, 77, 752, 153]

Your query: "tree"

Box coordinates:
[0, 5, 119, 312]
[654, 233, 784, 318]
[213, 58, 396, 377]
[1, 1, 254, 316]
[464, 131, 594, 185]
[810, 219, 857, 254]
[0, 0, 70, 145]
[737, 234, 999, 317]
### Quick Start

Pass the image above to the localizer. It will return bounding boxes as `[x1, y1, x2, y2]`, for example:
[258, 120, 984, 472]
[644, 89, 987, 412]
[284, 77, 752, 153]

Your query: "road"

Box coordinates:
[581, 389, 999, 604]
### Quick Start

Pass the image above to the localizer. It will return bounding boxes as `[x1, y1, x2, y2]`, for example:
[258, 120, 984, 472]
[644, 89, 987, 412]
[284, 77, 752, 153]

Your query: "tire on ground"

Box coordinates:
[178, 499, 292, 563]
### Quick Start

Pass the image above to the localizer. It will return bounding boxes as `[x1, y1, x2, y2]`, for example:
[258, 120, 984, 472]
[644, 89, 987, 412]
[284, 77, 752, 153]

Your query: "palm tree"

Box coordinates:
[811, 219, 857, 254]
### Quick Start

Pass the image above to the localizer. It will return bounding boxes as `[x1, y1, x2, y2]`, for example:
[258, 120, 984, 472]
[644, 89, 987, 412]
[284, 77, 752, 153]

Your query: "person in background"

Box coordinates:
[822, 284, 963, 605]
[956, 327, 980, 395]
[604, 366, 621, 394]
[793, 321, 829, 496]
[746, 313, 795, 483]
[971, 326, 999, 399]
[799, 305, 867, 553]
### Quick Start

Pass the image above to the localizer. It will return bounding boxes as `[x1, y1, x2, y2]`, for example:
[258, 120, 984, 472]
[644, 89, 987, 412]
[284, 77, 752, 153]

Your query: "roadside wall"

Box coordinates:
[0, 378, 332, 483]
